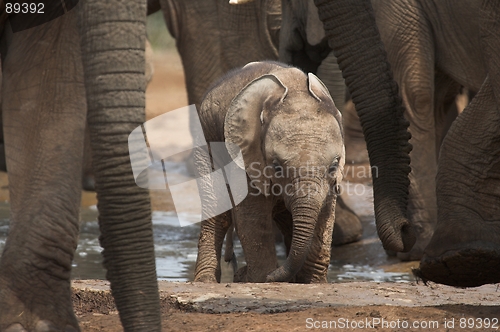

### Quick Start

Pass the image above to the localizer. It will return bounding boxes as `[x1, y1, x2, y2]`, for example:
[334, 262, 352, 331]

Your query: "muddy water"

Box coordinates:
[0, 181, 417, 283]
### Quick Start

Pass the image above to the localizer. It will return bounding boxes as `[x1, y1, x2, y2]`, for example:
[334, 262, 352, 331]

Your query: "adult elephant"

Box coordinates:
[0, 1, 161, 331]
[149, 0, 363, 246]
[416, 0, 500, 287]
[371, 0, 485, 260]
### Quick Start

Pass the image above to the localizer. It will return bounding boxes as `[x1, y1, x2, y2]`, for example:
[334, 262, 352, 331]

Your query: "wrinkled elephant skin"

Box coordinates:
[0, 2, 161, 331]
[371, 0, 486, 260]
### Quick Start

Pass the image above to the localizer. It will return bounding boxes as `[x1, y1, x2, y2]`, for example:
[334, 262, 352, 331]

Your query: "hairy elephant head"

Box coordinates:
[224, 64, 344, 281]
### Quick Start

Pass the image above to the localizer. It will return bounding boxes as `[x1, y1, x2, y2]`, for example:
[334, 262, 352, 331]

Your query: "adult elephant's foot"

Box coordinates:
[417, 204, 500, 286]
[0, 274, 79, 332]
[417, 77, 500, 287]
[418, 241, 500, 287]
[332, 196, 362, 246]
[5, 321, 78, 332]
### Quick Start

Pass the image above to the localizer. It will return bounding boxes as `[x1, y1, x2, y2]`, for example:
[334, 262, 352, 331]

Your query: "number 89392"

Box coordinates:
[6, 3, 45, 14]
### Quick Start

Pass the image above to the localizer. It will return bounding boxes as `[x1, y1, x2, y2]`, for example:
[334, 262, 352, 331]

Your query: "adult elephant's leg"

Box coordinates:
[316, 51, 345, 113]
[418, 77, 500, 286]
[78, 0, 161, 330]
[332, 196, 362, 246]
[314, 0, 415, 253]
[419, 0, 500, 286]
[341, 101, 368, 164]
[0, 11, 84, 331]
[374, 0, 436, 261]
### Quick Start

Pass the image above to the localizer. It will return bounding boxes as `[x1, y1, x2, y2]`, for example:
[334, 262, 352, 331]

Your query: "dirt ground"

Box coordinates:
[76, 301, 500, 332]
[68, 51, 500, 331]
[75, 301, 498, 332]
[73, 280, 500, 332]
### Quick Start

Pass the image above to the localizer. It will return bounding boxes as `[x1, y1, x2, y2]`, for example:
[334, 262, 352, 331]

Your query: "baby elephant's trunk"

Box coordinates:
[266, 176, 328, 282]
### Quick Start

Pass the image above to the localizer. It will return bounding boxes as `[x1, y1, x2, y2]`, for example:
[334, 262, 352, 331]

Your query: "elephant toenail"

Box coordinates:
[5, 323, 28, 332]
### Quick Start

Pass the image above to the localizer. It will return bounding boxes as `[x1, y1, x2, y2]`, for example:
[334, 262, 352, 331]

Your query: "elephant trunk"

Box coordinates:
[266, 177, 326, 282]
[77, 1, 161, 330]
[313, 0, 415, 252]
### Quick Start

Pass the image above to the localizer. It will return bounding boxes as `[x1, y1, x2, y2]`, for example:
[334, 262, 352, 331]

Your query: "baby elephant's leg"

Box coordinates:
[233, 193, 277, 282]
[194, 212, 232, 282]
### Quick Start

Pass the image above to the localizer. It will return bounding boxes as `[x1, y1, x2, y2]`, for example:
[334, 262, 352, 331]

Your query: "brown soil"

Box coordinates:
[74, 281, 500, 332]
[77, 305, 500, 332]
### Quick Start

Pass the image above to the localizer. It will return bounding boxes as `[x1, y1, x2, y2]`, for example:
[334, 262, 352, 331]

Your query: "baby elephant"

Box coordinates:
[194, 61, 344, 283]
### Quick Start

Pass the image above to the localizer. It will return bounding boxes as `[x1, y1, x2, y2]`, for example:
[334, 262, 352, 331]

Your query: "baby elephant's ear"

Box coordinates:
[308, 72, 344, 139]
[308, 72, 333, 102]
[224, 74, 287, 196]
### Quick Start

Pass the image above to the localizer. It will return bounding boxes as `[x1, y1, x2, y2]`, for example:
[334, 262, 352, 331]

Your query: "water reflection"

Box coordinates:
[0, 188, 417, 283]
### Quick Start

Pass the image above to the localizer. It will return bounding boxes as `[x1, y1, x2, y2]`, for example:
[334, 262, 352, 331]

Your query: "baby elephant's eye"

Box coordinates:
[273, 160, 284, 173]
[329, 158, 340, 173]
